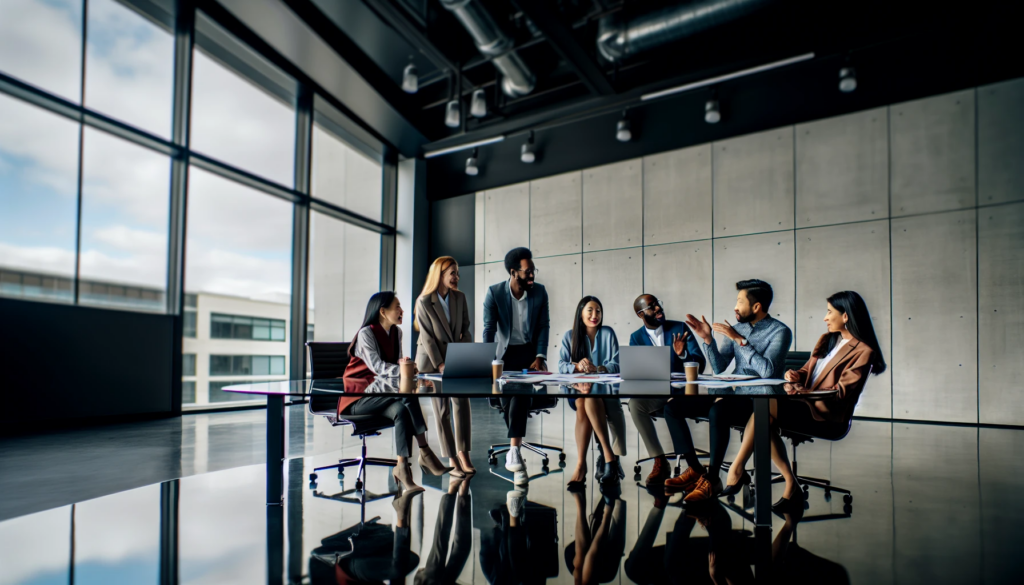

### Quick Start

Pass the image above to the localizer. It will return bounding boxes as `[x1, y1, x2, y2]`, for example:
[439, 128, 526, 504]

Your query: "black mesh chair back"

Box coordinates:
[307, 342, 351, 380]
[784, 351, 811, 373]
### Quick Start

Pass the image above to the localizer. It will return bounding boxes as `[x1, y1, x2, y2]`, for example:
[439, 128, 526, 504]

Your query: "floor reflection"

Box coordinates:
[2, 402, 1024, 584]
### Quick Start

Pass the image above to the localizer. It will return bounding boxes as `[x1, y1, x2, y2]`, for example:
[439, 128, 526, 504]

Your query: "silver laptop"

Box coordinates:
[442, 342, 499, 378]
[618, 346, 672, 381]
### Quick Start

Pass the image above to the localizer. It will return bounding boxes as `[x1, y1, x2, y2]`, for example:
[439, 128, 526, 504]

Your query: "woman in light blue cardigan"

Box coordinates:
[558, 296, 627, 488]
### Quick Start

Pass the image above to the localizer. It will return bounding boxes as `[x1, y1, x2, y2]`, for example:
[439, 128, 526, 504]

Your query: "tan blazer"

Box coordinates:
[414, 289, 472, 373]
[790, 334, 875, 423]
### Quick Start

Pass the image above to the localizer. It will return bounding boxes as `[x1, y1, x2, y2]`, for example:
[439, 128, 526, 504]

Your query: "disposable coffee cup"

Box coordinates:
[492, 360, 504, 380]
[683, 361, 699, 382]
[400, 361, 416, 380]
[684, 383, 699, 396]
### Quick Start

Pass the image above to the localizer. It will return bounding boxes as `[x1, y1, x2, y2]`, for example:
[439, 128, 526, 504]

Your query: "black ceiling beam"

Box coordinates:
[363, 0, 458, 76]
[511, 0, 615, 96]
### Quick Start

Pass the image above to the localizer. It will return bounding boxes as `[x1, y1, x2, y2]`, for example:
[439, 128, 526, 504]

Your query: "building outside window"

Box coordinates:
[210, 313, 286, 341]
[209, 355, 285, 376]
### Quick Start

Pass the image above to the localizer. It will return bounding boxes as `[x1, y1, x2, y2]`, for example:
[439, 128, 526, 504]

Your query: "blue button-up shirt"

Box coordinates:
[704, 315, 792, 378]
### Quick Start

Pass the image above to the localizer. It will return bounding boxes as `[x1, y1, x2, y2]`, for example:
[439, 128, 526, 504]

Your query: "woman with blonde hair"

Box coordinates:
[415, 256, 475, 477]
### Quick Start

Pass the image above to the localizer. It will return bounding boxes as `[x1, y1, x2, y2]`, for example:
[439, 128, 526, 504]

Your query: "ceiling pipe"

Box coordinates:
[597, 0, 774, 62]
[440, 0, 537, 97]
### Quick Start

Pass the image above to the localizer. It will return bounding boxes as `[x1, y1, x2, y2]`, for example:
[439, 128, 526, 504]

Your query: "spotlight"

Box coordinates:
[401, 63, 418, 93]
[470, 89, 487, 118]
[520, 132, 536, 164]
[704, 99, 721, 124]
[616, 115, 631, 142]
[465, 148, 479, 176]
[839, 67, 857, 93]
[445, 99, 460, 128]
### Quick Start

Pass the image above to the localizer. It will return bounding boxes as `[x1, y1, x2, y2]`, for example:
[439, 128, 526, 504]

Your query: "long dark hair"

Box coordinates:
[348, 291, 397, 358]
[815, 291, 886, 375]
[570, 296, 603, 364]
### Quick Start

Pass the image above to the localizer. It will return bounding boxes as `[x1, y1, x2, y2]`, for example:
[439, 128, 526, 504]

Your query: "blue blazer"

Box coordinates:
[482, 281, 550, 361]
[556, 326, 620, 374]
[628, 320, 706, 374]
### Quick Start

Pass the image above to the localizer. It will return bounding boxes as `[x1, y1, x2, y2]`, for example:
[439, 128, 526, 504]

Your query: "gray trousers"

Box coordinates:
[628, 398, 668, 458]
[432, 396, 472, 457]
[345, 396, 428, 457]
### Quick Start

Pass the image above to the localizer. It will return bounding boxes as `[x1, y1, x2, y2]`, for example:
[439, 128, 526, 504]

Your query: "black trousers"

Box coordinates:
[502, 343, 536, 372]
[344, 396, 428, 457]
[664, 397, 752, 475]
[776, 399, 848, 439]
[500, 343, 540, 439]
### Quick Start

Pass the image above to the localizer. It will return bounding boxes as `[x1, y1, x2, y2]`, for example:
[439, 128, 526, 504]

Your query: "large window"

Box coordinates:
[308, 212, 381, 343]
[0, 0, 83, 102]
[210, 355, 285, 376]
[210, 314, 286, 341]
[0, 94, 81, 303]
[311, 122, 383, 220]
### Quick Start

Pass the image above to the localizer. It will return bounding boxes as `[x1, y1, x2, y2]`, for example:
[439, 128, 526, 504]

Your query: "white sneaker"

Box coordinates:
[505, 447, 526, 472]
[506, 489, 526, 518]
[513, 470, 529, 485]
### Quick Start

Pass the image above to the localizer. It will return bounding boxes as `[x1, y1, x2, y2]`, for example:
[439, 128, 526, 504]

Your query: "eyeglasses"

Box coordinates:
[514, 267, 539, 277]
[638, 299, 665, 314]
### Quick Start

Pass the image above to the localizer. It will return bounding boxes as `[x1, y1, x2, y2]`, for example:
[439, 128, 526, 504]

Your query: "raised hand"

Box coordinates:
[671, 331, 690, 357]
[712, 319, 743, 343]
[685, 314, 713, 344]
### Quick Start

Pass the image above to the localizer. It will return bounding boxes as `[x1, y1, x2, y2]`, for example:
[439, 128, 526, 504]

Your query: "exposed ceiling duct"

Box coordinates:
[440, 0, 537, 97]
[597, 0, 774, 62]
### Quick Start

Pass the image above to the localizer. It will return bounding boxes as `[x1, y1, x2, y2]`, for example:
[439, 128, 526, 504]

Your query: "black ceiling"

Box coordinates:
[279, 0, 1022, 196]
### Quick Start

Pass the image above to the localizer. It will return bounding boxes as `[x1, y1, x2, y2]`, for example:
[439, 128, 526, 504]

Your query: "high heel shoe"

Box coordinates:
[719, 470, 751, 497]
[392, 487, 423, 519]
[771, 488, 806, 516]
[419, 445, 454, 476]
[392, 462, 425, 494]
[457, 452, 477, 475]
[600, 458, 621, 484]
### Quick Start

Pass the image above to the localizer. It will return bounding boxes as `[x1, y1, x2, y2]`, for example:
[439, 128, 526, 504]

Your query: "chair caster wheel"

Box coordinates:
[309, 473, 318, 481]
[843, 494, 853, 504]
[308, 482, 317, 490]
[542, 458, 550, 467]
[843, 504, 852, 514]
[489, 457, 497, 466]
[824, 491, 832, 502]
[355, 480, 363, 491]
[634, 474, 642, 482]
[559, 453, 566, 462]
[558, 461, 566, 469]
[542, 467, 550, 474]
[634, 465, 641, 474]
[337, 472, 345, 479]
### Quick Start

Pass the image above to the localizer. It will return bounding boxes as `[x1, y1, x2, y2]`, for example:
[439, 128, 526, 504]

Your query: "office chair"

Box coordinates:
[486, 392, 566, 470]
[305, 342, 398, 494]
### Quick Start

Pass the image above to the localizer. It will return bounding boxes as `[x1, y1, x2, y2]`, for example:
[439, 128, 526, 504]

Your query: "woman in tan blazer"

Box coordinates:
[414, 256, 475, 477]
[720, 291, 886, 513]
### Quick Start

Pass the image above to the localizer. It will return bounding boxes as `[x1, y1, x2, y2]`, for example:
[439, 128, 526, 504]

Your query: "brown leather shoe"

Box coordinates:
[683, 475, 721, 502]
[665, 466, 702, 493]
[646, 456, 671, 484]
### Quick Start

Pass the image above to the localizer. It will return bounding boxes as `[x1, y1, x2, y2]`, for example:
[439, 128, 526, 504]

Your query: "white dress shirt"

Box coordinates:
[437, 291, 451, 323]
[508, 280, 530, 346]
[645, 325, 664, 347]
[808, 337, 849, 387]
[353, 326, 402, 378]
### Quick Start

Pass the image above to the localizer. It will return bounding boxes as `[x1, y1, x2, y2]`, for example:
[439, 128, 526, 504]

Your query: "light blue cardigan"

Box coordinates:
[557, 326, 620, 374]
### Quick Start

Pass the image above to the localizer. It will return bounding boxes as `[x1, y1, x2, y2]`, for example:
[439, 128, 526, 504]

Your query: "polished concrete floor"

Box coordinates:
[1, 399, 1023, 584]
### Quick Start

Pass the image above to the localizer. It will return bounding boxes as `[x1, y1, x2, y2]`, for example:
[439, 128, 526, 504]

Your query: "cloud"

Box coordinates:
[0, 242, 76, 276]
[0, 0, 82, 102]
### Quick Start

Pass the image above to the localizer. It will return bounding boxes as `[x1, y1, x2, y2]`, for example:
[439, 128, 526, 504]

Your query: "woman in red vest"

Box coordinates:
[340, 291, 452, 492]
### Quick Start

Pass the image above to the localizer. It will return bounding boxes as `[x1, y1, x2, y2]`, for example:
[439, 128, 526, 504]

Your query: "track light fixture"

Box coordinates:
[520, 131, 536, 164]
[470, 89, 487, 118]
[401, 62, 418, 93]
[839, 67, 857, 93]
[616, 112, 631, 142]
[465, 148, 480, 176]
[445, 99, 460, 128]
[705, 99, 721, 124]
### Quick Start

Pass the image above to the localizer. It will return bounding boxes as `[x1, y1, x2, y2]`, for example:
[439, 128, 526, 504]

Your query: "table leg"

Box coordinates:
[267, 395, 285, 505]
[267, 503, 284, 585]
[753, 399, 772, 527]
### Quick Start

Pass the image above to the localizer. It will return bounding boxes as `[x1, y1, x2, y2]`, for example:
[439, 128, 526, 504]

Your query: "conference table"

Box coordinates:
[224, 375, 836, 529]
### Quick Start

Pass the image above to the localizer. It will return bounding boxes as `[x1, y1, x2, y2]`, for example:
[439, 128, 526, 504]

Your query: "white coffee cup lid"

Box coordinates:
[492, 360, 504, 365]
[683, 361, 699, 367]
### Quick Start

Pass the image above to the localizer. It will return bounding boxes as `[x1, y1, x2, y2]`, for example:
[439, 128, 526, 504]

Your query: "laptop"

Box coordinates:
[442, 342, 499, 378]
[618, 346, 672, 381]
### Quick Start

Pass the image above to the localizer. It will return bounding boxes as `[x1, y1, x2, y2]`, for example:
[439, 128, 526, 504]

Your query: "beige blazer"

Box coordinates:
[414, 289, 472, 373]
[790, 334, 875, 423]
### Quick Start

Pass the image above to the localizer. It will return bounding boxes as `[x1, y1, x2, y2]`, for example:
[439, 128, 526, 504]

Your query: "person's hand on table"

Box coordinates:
[575, 358, 596, 373]
[420, 380, 435, 390]
[684, 314, 713, 345]
[597, 366, 608, 373]
[671, 331, 690, 357]
[529, 357, 546, 372]
[784, 383, 810, 395]
[573, 383, 593, 393]
[712, 320, 744, 344]
[784, 369, 800, 382]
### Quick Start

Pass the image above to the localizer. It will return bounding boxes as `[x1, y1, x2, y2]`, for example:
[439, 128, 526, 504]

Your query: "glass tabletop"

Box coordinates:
[222, 377, 838, 400]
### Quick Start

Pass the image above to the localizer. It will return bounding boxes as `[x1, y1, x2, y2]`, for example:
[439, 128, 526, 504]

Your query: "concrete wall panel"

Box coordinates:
[474, 192, 485, 264]
[643, 144, 712, 245]
[713, 231, 796, 350]
[713, 127, 795, 237]
[891, 90, 976, 216]
[978, 78, 1024, 205]
[643, 242, 713, 332]
[979, 202, 1024, 424]
[530, 171, 582, 258]
[582, 248, 644, 344]
[582, 160, 643, 252]
[484, 182, 529, 264]
[891, 210, 977, 423]
[796, 220, 892, 418]
[534, 254, 583, 358]
[796, 108, 888, 227]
